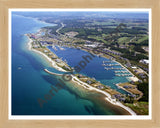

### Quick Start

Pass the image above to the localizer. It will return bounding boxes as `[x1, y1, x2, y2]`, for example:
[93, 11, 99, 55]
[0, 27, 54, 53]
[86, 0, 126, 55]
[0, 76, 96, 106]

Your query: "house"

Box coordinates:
[33, 45, 39, 48]
[64, 66, 70, 70]
[119, 45, 127, 49]
[77, 74, 83, 78]
[119, 98, 125, 102]
[30, 35, 36, 39]
[130, 81, 135, 84]
[139, 59, 149, 65]
[138, 80, 143, 83]
[114, 94, 121, 99]
[46, 41, 53, 45]
[86, 80, 92, 84]
[40, 41, 47, 45]
[84, 44, 97, 48]
[51, 57, 57, 59]
[123, 85, 132, 89]
[103, 49, 121, 56]
[130, 94, 136, 98]
[85, 41, 92, 44]
[55, 59, 61, 63]
[125, 62, 131, 67]
[131, 66, 137, 69]
[44, 50, 48, 53]
[48, 53, 52, 56]
[96, 85, 104, 89]
[138, 73, 146, 79]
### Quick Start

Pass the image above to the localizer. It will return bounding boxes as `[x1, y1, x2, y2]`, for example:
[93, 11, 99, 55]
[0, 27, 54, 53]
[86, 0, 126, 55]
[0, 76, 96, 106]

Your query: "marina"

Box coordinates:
[57, 45, 65, 50]
[115, 74, 132, 77]
[103, 60, 114, 63]
[102, 63, 120, 66]
[104, 67, 125, 70]
[52, 45, 58, 51]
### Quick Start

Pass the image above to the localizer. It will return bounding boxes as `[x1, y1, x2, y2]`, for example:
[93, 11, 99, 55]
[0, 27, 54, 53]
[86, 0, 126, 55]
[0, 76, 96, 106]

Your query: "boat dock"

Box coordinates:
[102, 63, 120, 66]
[104, 67, 132, 77]
[104, 67, 124, 70]
[115, 74, 132, 77]
[103, 60, 113, 63]
[58, 45, 65, 50]
[114, 71, 128, 73]
[52, 45, 58, 51]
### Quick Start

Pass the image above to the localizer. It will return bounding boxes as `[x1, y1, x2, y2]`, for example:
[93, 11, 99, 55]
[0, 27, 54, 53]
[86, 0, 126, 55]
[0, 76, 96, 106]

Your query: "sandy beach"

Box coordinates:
[27, 37, 68, 72]
[127, 76, 139, 82]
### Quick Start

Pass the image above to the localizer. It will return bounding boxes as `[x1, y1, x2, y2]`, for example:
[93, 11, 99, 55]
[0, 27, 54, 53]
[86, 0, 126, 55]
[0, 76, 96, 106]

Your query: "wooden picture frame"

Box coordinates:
[0, 0, 160, 127]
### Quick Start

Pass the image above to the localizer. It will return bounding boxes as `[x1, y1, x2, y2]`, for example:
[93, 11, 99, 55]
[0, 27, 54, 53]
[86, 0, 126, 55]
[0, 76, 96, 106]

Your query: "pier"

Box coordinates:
[58, 45, 65, 50]
[102, 63, 120, 66]
[103, 60, 113, 63]
[115, 74, 132, 77]
[44, 69, 63, 76]
[104, 67, 124, 70]
[114, 71, 128, 73]
[52, 45, 58, 51]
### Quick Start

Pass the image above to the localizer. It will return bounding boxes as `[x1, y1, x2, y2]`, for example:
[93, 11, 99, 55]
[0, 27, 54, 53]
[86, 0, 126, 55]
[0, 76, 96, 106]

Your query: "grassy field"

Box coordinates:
[125, 101, 148, 115]
[118, 37, 131, 43]
[136, 36, 148, 44]
[87, 35, 107, 43]
[85, 20, 120, 26]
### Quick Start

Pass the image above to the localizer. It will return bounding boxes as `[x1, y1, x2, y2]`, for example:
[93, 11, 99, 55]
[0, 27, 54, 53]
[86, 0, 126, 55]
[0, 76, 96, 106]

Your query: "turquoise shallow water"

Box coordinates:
[11, 13, 130, 115]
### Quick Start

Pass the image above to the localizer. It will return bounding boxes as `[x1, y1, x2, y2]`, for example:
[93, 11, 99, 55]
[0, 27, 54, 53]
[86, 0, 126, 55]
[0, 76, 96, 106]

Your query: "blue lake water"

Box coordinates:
[11, 13, 130, 115]
[48, 46, 131, 94]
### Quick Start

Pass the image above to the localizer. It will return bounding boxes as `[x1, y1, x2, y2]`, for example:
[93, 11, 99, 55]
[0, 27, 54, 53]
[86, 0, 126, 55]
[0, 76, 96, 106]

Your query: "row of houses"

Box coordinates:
[103, 48, 122, 56]
[40, 41, 53, 47]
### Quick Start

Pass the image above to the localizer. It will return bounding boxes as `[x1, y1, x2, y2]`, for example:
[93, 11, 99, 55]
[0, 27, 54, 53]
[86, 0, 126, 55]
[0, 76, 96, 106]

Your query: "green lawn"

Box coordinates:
[118, 37, 131, 43]
[125, 101, 149, 115]
[136, 36, 148, 44]
[87, 35, 107, 43]
[86, 21, 120, 26]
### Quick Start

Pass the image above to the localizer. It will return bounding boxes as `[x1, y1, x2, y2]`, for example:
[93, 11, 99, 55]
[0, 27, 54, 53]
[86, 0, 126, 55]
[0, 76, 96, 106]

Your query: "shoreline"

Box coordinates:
[44, 68, 136, 115]
[27, 36, 68, 72]
[115, 83, 133, 94]
[70, 75, 136, 115]
[26, 35, 136, 115]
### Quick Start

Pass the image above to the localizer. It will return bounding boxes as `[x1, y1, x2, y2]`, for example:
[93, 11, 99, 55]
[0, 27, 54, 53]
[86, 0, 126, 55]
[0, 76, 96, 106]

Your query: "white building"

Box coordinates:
[139, 59, 149, 64]
[84, 44, 97, 48]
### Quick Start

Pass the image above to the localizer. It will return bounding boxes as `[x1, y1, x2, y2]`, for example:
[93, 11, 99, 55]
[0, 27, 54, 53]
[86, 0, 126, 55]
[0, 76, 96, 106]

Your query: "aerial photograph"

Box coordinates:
[11, 9, 150, 116]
